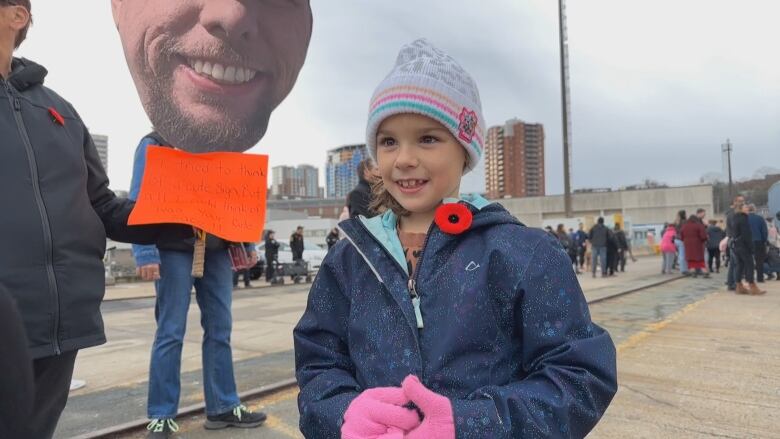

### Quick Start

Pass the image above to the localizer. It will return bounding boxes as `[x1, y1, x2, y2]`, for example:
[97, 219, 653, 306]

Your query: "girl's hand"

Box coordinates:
[341, 387, 421, 439]
[401, 375, 455, 439]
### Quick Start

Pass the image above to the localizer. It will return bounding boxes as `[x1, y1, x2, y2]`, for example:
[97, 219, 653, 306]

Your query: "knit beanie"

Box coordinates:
[366, 39, 485, 174]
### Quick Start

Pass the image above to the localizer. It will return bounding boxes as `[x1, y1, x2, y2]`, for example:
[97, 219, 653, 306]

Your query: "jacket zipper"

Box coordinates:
[407, 221, 436, 329]
[3, 80, 62, 355]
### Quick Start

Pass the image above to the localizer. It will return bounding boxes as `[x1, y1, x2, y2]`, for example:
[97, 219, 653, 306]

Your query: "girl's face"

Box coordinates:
[376, 114, 466, 216]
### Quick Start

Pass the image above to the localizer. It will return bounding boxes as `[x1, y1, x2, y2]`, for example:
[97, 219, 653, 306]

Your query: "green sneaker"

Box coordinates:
[146, 418, 179, 438]
[204, 404, 266, 430]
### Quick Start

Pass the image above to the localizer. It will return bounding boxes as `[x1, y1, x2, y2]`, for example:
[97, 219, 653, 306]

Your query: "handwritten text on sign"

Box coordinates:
[128, 146, 268, 242]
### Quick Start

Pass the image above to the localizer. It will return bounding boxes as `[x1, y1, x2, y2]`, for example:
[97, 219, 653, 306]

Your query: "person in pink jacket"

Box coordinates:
[660, 225, 678, 274]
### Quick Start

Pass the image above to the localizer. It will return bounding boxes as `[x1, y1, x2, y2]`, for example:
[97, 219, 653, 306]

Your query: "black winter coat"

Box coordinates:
[0, 58, 188, 358]
[347, 179, 373, 218]
[265, 238, 280, 262]
[731, 213, 754, 253]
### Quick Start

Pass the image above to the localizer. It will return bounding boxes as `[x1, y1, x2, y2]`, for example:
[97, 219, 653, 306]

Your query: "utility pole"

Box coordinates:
[558, 0, 573, 217]
[722, 139, 733, 200]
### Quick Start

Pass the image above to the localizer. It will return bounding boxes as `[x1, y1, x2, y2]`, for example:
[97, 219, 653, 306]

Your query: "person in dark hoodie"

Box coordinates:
[264, 230, 280, 282]
[0, 2, 190, 437]
[706, 219, 725, 273]
[347, 158, 377, 218]
[589, 217, 610, 278]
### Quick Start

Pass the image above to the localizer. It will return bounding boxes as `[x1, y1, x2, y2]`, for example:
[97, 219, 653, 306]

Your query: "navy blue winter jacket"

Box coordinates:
[748, 213, 768, 243]
[294, 196, 617, 438]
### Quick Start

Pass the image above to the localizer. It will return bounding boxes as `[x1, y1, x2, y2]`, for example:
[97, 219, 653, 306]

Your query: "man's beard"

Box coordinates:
[141, 40, 271, 153]
[143, 82, 271, 153]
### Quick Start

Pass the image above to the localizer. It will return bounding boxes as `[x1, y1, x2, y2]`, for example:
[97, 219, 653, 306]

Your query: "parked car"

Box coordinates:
[250, 241, 327, 280]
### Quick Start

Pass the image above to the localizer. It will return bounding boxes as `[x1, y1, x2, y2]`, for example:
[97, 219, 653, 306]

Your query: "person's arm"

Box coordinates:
[449, 235, 618, 438]
[79, 114, 190, 245]
[294, 255, 361, 438]
[129, 139, 161, 271]
[760, 220, 768, 243]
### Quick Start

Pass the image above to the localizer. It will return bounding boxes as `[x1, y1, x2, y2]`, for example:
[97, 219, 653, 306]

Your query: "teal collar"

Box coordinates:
[357, 194, 493, 275]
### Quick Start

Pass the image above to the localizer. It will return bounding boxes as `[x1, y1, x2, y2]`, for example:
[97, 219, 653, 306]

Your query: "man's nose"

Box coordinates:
[200, 0, 259, 44]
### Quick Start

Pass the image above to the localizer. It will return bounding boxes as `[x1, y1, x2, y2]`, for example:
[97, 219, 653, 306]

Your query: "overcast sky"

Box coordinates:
[16, 0, 779, 194]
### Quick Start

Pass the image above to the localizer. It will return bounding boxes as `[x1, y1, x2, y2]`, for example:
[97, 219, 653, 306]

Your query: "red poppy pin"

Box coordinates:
[48, 107, 65, 126]
[435, 203, 473, 235]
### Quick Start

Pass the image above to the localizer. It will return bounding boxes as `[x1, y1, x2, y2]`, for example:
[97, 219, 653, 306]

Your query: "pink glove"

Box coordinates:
[402, 375, 456, 439]
[341, 387, 421, 439]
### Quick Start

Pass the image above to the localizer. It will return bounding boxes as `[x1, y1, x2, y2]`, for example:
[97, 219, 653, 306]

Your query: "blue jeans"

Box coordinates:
[727, 247, 739, 287]
[675, 239, 688, 273]
[148, 249, 240, 419]
[592, 246, 607, 275]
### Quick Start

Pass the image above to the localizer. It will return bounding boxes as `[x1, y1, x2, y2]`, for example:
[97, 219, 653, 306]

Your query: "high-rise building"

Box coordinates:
[485, 119, 545, 199]
[326, 144, 368, 199]
[92, 134, 109, 172]
[271, 165, 321, 199]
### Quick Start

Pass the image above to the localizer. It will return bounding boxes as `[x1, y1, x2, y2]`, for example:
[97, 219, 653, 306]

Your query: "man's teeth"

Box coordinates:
[189, 59, 257, 84]
[398, 180, 426, 189]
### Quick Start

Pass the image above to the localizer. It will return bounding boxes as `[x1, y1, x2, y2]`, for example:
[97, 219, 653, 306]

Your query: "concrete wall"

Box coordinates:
[497, 184, 714, 227]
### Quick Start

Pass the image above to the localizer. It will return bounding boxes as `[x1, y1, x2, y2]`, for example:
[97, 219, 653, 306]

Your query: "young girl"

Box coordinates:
[294, 39, 617, 438]
[660, 224, 678, 274]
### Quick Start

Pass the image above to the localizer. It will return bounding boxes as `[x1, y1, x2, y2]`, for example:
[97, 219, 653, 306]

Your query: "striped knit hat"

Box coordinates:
[366, 39, 485, 174]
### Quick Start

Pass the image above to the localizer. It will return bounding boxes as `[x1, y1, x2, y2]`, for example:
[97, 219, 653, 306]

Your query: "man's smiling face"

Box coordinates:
[112, 0, 312, 152]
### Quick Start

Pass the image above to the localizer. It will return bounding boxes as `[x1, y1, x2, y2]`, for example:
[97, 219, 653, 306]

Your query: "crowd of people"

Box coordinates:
[546, 219, 635, 278]
[657, 198, 780, 295]
[722, 196, 780, 294]
[545, 201, 780, 294]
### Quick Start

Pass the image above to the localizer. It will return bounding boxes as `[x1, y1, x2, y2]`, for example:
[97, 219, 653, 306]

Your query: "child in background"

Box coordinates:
[294, 39, 617, 438]
[660, 225, 678, 274]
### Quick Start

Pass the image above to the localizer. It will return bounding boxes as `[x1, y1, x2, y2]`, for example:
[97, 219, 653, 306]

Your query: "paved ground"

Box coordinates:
[590, 279, 780, 439]
[56, 257, 780, 438]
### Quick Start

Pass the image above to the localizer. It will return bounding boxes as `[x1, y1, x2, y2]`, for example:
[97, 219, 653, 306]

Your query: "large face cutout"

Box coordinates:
[112, 0, 313, 152]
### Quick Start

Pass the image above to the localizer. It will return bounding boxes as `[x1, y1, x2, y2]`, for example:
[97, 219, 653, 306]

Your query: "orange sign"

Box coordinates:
[128, 146, 268, 242]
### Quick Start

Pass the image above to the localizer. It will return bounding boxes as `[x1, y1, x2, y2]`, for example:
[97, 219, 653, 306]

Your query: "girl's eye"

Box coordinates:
[378, 137, 397, 147]
[420, 135, 439, 144]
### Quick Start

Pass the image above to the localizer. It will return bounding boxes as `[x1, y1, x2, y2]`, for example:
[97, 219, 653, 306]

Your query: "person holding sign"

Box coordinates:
[113, 0, 313, 435]
[130, 132, 267, 435]
[0, 2, 191, 437]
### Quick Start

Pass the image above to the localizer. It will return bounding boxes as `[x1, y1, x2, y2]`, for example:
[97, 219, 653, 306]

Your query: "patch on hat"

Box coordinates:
[458, 107, 478, 144]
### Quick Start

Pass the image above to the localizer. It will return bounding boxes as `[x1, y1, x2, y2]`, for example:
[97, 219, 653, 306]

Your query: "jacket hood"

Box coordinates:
[340, 194, 521, 275]
[7, 57, 47, 91]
